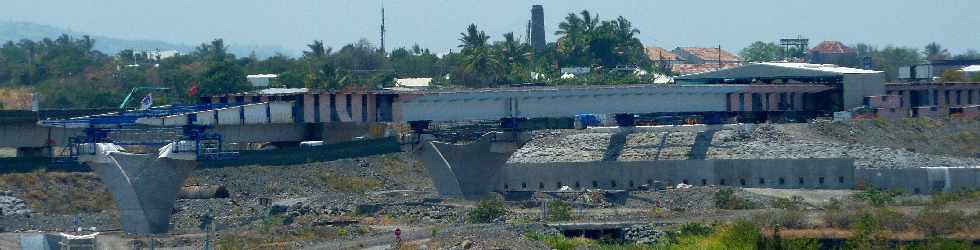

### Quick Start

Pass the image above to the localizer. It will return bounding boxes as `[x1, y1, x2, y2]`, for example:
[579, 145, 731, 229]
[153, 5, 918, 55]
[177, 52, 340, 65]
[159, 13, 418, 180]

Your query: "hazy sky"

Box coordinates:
[4, 0, 978, 55]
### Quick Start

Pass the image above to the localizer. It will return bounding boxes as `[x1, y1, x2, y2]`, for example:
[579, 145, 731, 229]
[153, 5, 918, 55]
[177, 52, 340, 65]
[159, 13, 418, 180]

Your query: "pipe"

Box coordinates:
[177, 185, 229, 199]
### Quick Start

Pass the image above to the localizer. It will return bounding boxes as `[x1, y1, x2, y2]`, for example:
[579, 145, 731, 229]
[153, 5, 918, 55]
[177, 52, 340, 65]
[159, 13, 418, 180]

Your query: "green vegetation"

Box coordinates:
[714, 188, 758, 210]
[0, 171, 115, 213]
[546, 200, 573, 222]
[466, 196, 507, 223]
[739, 41, 784, 62]
[852, 187, 897, 207]
[0, 10, 666, 109]
[929, 189, 980, 205]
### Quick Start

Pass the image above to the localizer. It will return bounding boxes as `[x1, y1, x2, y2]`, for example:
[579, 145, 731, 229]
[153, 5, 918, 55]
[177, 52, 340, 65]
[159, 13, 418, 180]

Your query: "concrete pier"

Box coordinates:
[78, 143, 197, 235]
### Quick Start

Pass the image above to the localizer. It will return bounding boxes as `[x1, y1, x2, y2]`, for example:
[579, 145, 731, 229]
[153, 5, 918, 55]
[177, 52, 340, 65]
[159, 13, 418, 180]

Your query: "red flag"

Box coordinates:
[187, 83, 199, 97]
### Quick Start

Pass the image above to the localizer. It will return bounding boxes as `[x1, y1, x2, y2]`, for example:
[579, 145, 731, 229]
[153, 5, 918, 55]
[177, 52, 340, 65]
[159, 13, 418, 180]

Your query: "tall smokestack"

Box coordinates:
[530, 5, 545, 53]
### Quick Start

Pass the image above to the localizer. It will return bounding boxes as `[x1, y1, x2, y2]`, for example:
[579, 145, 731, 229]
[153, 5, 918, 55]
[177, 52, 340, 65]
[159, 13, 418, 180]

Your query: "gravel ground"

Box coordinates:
[509, 122, 980, 168]
[709, 123, 980, 168]
[508, 130, 610, 163]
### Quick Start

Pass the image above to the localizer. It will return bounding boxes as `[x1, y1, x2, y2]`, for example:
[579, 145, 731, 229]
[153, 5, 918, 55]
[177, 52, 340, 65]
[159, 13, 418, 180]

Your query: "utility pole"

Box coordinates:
[380, 0, 386, 54]
[718, 45, 723, 70]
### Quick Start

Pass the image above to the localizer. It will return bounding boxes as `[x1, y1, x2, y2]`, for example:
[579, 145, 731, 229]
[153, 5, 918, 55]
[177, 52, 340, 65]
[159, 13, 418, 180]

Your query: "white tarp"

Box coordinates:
[158, 141, 197, 161]
[76, 143, 125, 164]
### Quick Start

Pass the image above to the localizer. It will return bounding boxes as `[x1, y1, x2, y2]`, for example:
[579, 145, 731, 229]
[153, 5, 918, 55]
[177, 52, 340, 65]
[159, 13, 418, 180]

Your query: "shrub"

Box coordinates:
[546, 200, 573, 222]
[772, 195, 806, 210]
[929, 189, 980, 205]
[874, 208, 911, 232]
[719, 220, 762, 249]
[675, 220, 760, 250]
[770, 209, 808, 229]
[466, 197, 507, 223]
[852, 187, 896, 207]
[848, 212, 890, 250]
[915, 206, 967, 237]
[714, 188, 757, 210]
[679, 222, 713, 236]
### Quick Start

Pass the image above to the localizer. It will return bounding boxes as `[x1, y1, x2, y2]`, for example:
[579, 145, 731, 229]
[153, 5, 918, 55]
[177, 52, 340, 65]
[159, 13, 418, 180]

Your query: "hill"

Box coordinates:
[0, 21, 295, 58]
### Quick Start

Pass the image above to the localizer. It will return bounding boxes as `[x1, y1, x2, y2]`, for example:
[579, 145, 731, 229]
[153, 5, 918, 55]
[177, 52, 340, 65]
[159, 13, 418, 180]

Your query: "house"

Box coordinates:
[899, 59, 980, 81]
[247, 74, 278, 88]
[808, 41, 858, 67]
[672, 47, 741, 65]
[676, 62, 885, 110]
[645, 47, 685, 65]
[394, 78, 432, 89]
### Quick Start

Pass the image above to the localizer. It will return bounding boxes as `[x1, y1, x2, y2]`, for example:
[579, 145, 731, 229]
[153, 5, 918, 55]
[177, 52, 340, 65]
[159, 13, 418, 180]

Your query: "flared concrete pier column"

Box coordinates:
[78, 143, 197, 234]
[415, 132, 529, 200]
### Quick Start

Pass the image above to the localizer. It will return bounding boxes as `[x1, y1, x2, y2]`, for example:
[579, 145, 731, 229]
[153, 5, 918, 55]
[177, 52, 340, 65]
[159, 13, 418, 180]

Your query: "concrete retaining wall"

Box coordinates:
[500, 159, 855, 192]
[856, 167, 980, 194]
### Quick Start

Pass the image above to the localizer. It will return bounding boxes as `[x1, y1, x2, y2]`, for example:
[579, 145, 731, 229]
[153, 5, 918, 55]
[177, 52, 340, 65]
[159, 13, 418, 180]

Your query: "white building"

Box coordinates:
[247, 74, 278, 88]
[394, 78, 432, 89]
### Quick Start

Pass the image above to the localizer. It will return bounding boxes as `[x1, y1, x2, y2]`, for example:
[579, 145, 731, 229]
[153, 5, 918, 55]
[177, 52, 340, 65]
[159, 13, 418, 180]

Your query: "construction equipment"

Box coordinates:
[41, 103, 241, 163]
[119, 86, 170, 110]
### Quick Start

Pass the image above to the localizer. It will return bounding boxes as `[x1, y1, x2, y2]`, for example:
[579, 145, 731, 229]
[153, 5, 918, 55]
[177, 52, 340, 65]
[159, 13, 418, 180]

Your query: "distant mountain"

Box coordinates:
[0, 21, 296, 58]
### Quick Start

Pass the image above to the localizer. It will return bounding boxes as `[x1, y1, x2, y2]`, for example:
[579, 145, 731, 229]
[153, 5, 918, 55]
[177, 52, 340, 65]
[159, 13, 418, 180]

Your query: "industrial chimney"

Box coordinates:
[530, 5, 545, 53]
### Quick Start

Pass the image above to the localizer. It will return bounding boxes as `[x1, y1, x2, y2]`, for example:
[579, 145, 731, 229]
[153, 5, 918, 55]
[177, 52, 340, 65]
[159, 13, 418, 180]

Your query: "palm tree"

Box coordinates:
[458, 24, 489, 52]
[556, 11, 602, 66]
[924, 42, 950, 61]
[304, 40, 329, 59]
[457, 24, 502, 87]
[461, 47, 503, 87]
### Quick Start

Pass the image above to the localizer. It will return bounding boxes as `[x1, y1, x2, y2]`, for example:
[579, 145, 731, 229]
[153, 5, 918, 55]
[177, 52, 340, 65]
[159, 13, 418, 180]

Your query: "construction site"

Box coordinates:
[0, 1, 979, 249]
[0, 59, 978, 249]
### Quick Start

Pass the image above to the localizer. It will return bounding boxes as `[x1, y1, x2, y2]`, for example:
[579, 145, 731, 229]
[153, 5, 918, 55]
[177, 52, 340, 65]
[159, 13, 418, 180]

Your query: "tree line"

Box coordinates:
[3, 11, 979, 109]
[0, 10, 658, 108]
[739, 41, 980, 81]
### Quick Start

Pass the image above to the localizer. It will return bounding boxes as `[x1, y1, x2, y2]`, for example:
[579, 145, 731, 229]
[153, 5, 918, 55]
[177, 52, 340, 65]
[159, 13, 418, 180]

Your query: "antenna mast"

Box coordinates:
[380, 0, 386, 54]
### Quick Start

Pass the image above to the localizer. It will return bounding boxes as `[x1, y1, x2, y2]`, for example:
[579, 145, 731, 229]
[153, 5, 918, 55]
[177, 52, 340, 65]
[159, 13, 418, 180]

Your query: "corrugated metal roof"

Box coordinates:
[676, 63, 881, 80]
[760, 63, 881, 74]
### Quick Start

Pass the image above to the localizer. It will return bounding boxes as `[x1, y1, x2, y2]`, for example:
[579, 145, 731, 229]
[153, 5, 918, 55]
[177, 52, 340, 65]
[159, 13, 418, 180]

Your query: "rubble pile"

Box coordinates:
[624, 224, 667, 245]
[508, 130, 610, 163]
[709, 124, 980, 168]
[0, 191, 31, 216]
[510, 123, 980, 168]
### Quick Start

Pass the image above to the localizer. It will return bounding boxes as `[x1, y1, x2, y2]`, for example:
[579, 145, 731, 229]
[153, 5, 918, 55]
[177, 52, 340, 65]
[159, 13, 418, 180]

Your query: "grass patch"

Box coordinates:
[714, 188, 758, 210]
[0, 171, 114, 214]
[545, 200, 573, 222]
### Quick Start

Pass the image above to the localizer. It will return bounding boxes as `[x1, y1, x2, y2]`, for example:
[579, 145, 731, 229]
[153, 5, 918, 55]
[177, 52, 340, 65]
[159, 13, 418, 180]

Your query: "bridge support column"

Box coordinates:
[79, 143, 197, 235]
[415, 131, 531, 200]
[16, 147, 52, 158]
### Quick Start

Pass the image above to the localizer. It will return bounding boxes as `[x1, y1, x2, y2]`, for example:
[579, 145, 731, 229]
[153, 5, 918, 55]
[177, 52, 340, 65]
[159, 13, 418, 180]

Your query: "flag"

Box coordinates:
[140, 93, 153, 110]
[188, 83, 199, 97]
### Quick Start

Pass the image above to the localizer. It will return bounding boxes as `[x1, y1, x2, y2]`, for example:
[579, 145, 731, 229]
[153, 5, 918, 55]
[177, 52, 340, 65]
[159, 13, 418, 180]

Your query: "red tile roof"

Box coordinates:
[671, 63, 742, 75]
[810, 41, 853, 54]
[646, 47, 682, 61]
[676, 47, 741, 62]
